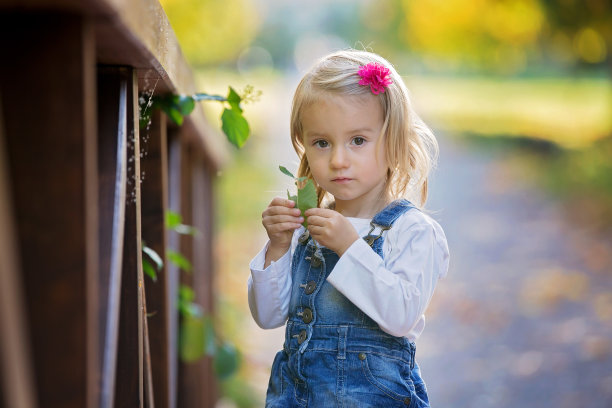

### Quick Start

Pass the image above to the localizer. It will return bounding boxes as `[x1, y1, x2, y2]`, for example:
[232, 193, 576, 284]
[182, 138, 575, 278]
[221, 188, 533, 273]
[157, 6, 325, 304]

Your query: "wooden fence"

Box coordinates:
[0, 1, 227, 407]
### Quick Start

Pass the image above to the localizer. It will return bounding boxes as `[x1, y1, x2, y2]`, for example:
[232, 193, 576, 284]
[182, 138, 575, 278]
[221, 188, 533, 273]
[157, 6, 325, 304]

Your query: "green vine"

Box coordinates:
[139, 85, 260, 148]
[142, 210, 240, 379]
[139, 83, 258, 380]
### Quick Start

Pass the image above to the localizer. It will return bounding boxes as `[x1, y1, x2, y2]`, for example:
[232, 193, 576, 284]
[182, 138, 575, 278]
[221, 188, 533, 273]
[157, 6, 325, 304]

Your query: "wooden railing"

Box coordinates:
[0, 1, 227, 407]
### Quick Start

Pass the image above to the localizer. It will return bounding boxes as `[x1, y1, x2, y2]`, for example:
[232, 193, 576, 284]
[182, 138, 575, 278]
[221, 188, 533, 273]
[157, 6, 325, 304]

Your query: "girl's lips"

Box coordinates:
[332, 177, 352, 183]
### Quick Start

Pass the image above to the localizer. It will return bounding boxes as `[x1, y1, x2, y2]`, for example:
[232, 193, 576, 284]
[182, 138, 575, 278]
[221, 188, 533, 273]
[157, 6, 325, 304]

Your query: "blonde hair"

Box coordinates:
[290, 49, 439, 208]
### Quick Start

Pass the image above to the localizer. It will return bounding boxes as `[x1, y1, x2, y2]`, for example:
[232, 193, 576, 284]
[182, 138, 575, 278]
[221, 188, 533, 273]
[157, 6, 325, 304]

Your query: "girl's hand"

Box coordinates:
[262, 197, 303, 267]
[305, 208, 360, 257]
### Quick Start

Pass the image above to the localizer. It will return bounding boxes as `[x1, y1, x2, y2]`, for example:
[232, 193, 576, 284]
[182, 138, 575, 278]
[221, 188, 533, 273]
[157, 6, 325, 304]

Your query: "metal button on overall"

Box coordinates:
[298, 230, 310, 245]
[302, 308, 313, 324]
[403, 397, 411, 405]
[358, 353, 366, 361]
[304, 280, 316, 294]
[311, 255, 322, 268]
[297, 330, 307, 344]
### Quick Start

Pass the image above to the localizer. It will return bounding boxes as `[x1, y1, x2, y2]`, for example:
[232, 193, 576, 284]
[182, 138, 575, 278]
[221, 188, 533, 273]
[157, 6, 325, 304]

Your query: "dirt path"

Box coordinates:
[420, 133, 612, 408]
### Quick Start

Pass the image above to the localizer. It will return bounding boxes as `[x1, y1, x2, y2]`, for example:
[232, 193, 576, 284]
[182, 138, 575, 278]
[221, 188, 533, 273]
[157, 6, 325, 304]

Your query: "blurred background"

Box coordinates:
[159, 0, 612, 406]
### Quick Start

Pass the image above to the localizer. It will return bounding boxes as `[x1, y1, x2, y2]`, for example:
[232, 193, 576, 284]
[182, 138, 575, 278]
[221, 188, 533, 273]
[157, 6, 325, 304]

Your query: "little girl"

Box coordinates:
[247, 49, 449, 407]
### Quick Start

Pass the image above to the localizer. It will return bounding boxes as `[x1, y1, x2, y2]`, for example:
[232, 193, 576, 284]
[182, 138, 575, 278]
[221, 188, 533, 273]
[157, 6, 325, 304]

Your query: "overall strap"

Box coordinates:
[363, 199, 416, 250]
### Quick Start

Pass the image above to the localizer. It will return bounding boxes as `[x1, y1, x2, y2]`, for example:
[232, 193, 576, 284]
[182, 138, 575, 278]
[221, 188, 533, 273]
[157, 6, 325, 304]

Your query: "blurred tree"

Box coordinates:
[160, 0, 260, 66]
[539, 0, 611, 68]
[356, 0, 612, 73]
[399, 0, 546, 73]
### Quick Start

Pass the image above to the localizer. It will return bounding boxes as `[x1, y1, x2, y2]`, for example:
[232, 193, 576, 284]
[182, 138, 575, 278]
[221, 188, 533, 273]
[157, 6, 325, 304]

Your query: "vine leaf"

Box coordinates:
[167, 249, 193, 273]
[143, 259, 158, 282]
[287, 190, 298, 204]
[279, 165, 317, 227]
[279, 165, 295, 179]
[214, 342, 241, 380]
[142, 244, 163, 282]
[297, 179, 317, 227]
[226, 87, 242, 113]
[222, 108, 250, 148]
[179, 302, 204, 362]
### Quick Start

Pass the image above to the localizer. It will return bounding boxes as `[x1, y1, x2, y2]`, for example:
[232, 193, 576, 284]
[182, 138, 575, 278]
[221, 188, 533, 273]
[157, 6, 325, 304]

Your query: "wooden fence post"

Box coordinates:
[141, 110, 174, 408]
[0, 12, 99, 408]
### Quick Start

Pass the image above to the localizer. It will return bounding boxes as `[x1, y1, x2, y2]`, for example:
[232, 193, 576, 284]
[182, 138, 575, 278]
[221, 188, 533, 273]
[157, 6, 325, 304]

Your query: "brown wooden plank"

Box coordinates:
[0, 12, 99, 408]
[166, 131, 183, 407]
[141, 110, 173, 408]
[114, 68, 144, 408]
[97, 66, 129, 408]
[177, 146, 216, 408]
[189, 153, 217, 406]
[0, 95, 37, 408]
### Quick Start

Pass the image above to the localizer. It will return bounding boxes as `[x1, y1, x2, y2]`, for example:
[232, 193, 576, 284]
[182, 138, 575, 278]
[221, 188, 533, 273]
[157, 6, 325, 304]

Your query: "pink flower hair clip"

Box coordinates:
[357, 62, 393, 95]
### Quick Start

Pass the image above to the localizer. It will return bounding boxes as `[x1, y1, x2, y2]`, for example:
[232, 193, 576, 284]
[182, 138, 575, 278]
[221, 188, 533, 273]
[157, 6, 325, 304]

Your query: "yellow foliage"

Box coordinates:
[401, 0, 544, 72]
[160, 0, 260, 66]
[573, 27, 608, 63]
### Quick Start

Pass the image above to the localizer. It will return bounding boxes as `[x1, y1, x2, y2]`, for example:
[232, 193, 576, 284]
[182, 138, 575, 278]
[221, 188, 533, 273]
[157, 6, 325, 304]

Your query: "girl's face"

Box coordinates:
[301, 93, 388, 217]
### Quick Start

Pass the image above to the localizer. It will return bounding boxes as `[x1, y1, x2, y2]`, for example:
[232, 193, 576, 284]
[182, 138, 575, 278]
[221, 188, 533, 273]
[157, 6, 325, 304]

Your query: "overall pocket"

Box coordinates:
[357, 351, 414, 406]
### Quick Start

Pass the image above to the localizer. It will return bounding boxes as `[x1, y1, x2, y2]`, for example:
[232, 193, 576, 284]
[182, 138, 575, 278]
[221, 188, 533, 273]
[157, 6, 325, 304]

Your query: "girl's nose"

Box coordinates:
[330, 146, 349, 169]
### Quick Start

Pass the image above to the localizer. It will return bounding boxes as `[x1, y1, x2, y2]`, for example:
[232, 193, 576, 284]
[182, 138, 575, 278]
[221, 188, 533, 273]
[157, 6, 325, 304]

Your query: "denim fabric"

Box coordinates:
[266, 199, 431, 407]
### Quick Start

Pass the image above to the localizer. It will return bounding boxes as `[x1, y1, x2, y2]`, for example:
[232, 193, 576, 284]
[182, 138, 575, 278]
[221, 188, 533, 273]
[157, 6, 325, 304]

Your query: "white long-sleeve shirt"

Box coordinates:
[247, 209, 450, 342]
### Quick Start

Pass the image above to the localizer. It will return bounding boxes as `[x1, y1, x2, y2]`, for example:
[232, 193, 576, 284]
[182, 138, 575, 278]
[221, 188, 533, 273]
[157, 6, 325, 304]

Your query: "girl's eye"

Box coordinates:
[352, 137, 365, 146]
[314, 140, 329, 148]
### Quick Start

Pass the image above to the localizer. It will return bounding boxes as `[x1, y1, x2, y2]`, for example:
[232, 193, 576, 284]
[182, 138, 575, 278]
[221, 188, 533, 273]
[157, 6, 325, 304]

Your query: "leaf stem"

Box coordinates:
[192, 93, 226, 102]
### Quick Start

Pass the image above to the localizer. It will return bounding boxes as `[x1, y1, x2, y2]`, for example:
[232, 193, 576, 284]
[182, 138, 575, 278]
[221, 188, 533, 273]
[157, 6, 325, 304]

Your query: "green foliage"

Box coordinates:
[279, 165, 318, 227]
[159, 0, 259, 66]
[142, 244, 163, 282]
[213, 342, 241, 380]
[222, 107, 250, 148]
[142, 211, 241, 377]
[166, 210, 200, 236]
[140, 86, 259, 149]
[220, 377, 262, 408]
[167, 249, 193, 273]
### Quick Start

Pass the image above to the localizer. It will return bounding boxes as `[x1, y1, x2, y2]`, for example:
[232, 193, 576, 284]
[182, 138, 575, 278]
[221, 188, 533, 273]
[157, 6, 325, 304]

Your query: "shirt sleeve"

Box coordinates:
[247, 233, 298, 329]
[327, 215, 449, 338]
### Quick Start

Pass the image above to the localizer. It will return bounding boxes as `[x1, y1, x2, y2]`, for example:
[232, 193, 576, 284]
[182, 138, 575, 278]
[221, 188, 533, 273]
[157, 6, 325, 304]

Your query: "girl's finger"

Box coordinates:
[263, 205, 302, 218]
[267, 221, 303, 233]
[269, 197, 296, 208]
[263, 214, 304, 226]
[305, 215, 325, 227]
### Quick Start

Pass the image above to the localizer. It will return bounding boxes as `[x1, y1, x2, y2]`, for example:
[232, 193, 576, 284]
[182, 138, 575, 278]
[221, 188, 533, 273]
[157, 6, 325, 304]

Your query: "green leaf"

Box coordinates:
[213, 342, 241, 380]
[164, 106, 184, 126]
[179, 303, 205, 362]
[178, 285, 195, 316]
[226, 87, 242, 113]
[158, 95, 185, 126]
[297, 179, 317, 227]
[279, 165, 296, 179]
[176, 95, 196, 116]
[165, 210, 182, 229]
[221, 108, 250, 148]
[287, 189, 297, 204]
[142, 259, 158, 282]
[142, 245, 163, 271]
[167, 250, 193, 273]
[179, 284, 195, 302]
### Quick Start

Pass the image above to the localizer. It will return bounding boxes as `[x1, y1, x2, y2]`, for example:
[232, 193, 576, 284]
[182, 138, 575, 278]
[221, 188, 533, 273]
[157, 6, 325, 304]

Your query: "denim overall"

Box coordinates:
[266, 199, 430, 407]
